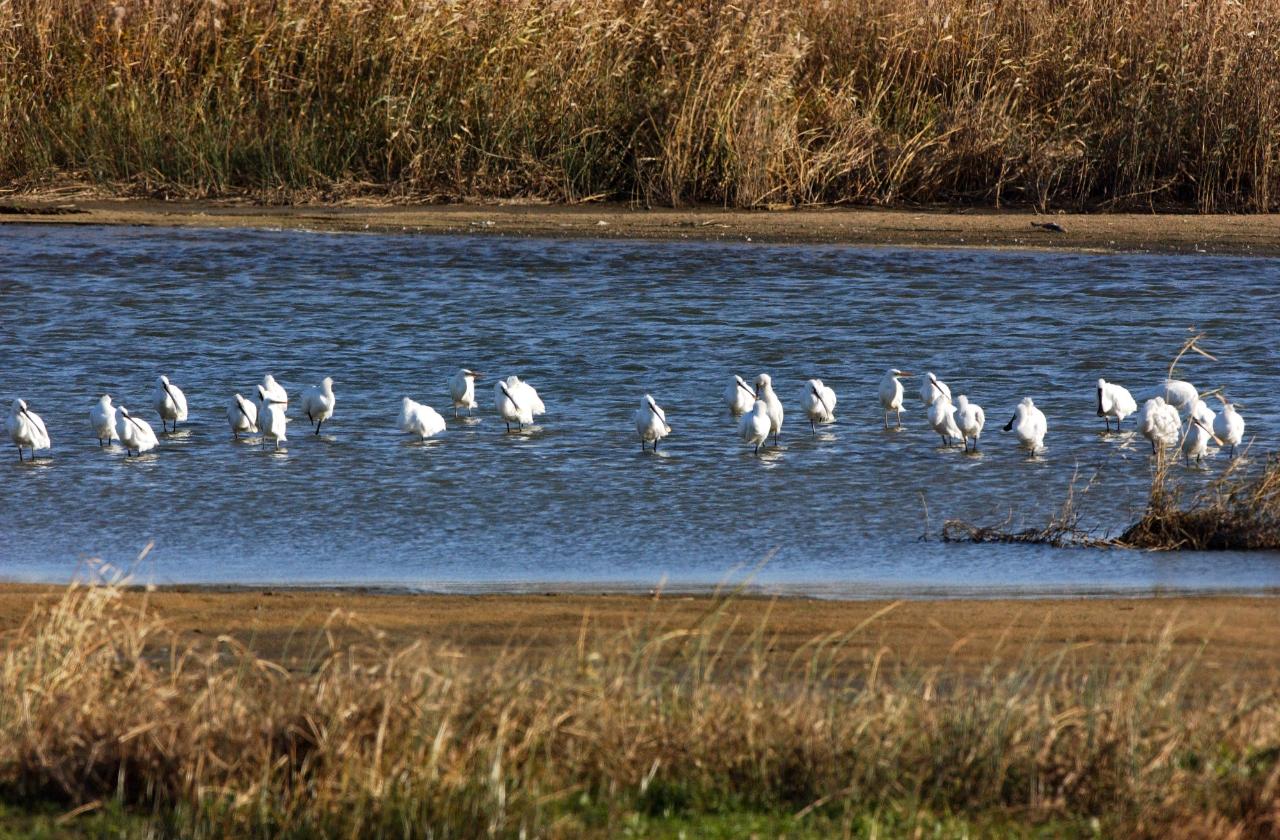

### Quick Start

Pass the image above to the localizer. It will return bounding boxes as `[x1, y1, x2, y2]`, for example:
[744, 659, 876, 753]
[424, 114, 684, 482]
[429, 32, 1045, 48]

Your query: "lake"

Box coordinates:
[2, 224, 1278, 597]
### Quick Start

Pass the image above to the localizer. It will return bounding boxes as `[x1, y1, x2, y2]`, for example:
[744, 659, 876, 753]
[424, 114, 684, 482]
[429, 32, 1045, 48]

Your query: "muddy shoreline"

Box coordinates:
[1, 584, 1276, 681]
[3, 198, 1278, 255]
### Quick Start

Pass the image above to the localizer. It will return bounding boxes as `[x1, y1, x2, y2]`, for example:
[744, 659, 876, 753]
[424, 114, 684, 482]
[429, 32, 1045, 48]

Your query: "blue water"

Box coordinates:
[1, 224, 1278, 596]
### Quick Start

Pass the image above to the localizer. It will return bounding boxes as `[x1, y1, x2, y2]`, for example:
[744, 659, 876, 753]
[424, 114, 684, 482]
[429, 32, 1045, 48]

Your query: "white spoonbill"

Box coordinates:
[8, 399, 51, 461]
[955, 394, 985, 452]
[1002, 397, 1047, 453]
[1158, 379, 1198, 415]
[928, 394, 962, 447]
[449, 369, 480, 417]
[495, 375, 544, 432]
[257, 374, 288, 415]
[227, 393, 258, 439]
[1189, 398, 1216, 428]
[724, 375, 755, 417]
[1183, 416, 1222, 465]
[301, 376, 336, 434]
[1096, 379, 1137, 432]
[920, 372, 951, 406]
[1137, 397, 1181, 454]
[800, 379, 837, 434]
[1213, 397, 1245, 457]
[399, 397, 447, 441]
[634, 394, 672, 452]
[739, 400, 772, 456]
[257, 386, 289, 450]
[878, 368, 911, 428]
[91, 395, 119, 446]
[114, 406, 158, 457]
[754, 374, 783, 445]
[153, 375, 187, 433]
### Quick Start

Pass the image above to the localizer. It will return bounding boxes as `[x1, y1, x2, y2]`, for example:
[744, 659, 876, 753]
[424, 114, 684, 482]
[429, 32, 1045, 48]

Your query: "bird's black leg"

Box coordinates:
[315, 419, 323, 435]
[654, 439, 659, 452]
[17, 446, 23, 462]
[896, 411, 902, 428]
[505, 422, 511, 433]
[810, 420, 816, 436]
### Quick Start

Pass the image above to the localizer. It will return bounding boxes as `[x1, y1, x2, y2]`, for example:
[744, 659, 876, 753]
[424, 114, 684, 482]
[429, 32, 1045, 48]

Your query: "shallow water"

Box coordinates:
[1, 225, 1278, 597]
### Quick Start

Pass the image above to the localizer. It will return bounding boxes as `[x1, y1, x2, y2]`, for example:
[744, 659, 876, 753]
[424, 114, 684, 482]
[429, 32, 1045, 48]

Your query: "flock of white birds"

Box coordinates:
[6, 367, 1247, 462]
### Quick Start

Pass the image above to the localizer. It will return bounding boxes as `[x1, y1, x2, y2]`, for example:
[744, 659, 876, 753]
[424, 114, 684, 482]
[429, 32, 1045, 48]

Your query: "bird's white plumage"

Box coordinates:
[227, 393, 258, 436]
[920, 372, 951, 406]
[257, 386, 289, 449]
[928, 394, 962, 445]
[954, 394, 985, 450]
[724, 375, 755, 417]
[1182, 417, 1220, 463]
[495, 375, 544, 430]
[257, 375, 288, 415]
[91, 395, 119, 444]
[634, 394, 671, 449]
[449, 369, 479, 415]
[114, 406, 157, 455]
[153, 375, 188, 429]
[301, 376, 336, 432]
[1096, 379, 1137, 428]
[1158, 379, 1198, 414]
[9, 399, 51, 457]
[1213, 398, 1245, 456]
[1189, 398, 1216, 428]
[1004, 397, 1047, 452]
[1137, 397, 1180, 453]
[800, 379, 837, 429]
[399, 397, 446, 440]
[878, 368, 910, 427]
[739, 400, 771, 454]
[754, 374, 783, 443]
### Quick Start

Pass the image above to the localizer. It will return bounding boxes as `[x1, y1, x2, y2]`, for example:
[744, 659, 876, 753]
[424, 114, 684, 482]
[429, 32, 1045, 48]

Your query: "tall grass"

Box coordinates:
[0, 582, 1277, 836]
[2, 0, 1279, 209]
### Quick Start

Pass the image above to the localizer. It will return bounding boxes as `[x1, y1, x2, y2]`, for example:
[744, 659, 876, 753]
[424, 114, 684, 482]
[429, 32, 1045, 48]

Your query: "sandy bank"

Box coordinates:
[3, 199, 1278, 255]
[0, 585, 1275, 682]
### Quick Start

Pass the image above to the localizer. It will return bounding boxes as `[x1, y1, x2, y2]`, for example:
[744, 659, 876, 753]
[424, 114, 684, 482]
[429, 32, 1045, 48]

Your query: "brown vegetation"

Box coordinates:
[2, 0, 1279, 210]
[0, 582, 1278, 835]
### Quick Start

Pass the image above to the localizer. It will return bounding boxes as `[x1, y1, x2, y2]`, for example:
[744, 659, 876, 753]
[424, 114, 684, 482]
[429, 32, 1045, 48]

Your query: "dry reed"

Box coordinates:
[1, 0, 1278, 210]
[0, 580, 1278, 836]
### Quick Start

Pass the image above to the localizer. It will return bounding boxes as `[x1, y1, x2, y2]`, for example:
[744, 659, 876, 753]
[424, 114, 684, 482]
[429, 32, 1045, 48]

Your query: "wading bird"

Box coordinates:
[1137, 397, 1181, 454]
[634, 394, 671, 452]
[1158, 379, 1198, 415]
[955, 394, 985, 452]
[258, 386, 289, 450]
[878, 368, 911, 428]
[152, 375, 187, 433]
[1002, 397, 1047, 453]
[800, 379, 836, 435]
[301, 376, 336, 434]
[1096, 378, 1137, 432]
[1190, 398, 1216, 428]
[399, 397, 446, 441]
[449, 369, 480, 417]
[928, 394, 963, 447]
[8, 399, 51, 461]
[724, 375, 755, 418]
[920, 372, 951, 407]
[227, 393, 258, 439]
[91, 395, 119, 446]
[754, 374, 783, 446]
[114, 406, 157, 457]
[257, 374, 288, 415]
[739, 400, 771, 456]
[495, 375, 544, 432]
[1183, 416, 1222, 464]
[1213, 397, 1245, 457]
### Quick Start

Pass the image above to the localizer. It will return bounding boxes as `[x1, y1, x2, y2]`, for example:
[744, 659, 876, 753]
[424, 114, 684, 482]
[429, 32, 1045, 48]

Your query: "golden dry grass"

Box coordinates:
[0, 582, 1278, 836]
[1, 0, 1278, 210]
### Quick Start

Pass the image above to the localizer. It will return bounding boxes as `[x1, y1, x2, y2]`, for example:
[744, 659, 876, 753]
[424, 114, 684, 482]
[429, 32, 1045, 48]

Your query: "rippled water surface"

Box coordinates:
[2, 225, 1279, 596]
